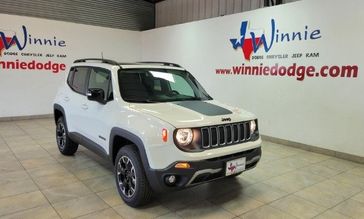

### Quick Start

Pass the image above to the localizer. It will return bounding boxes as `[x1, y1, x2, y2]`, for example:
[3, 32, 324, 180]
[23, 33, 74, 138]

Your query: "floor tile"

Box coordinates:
[3, 136, 36, 146]
[243, 183, 288, 203]
[332, 198, 364, 218]
[239, 205, 297, 219]
[155, 212, 183, 219]
[0, 128, 26, 137]
[71, 164, 111, 180]
[52, 194, 108, 219]
[210, 190, 264, 216]
[263, 170, 326, 193]
[0, 160, 24, 173]
[42, 181, 92, 204]
[114, 202, 170, 219]
[291, 151, 331, 164]
[8, 143, 40, 153]
[313, 210, 350, 219]
[0, 204, 60, 219]
[236, 167, 276, 183]
[20, 157, 58, 170]
[0, 178, 38, 198]
[352, 190, 364, 203]
[258, 150, 288, 164]
[0, 146, 11, 155]
[159, 188, 207, 211]
[13, 146, 50, 160]
[270, 156, 312, 169]
[0, 191, 48, 216]
[346, 166, 364, 177]
[295, 179, 361, 208]
[59, 156, 99, 170]
[317, 158, 358, 172]
[175, 201, 235, 219]
[32, 171, 79, 190]
[1, 119, 363, 219]
[97, 189, 124, 207]
[0, 170, 30, 184]
[83, 174, 116, 192]
[330, 171, 364, 189]
[77, 208, 123, 219]
[270, 195, 326, 219]
[28, 163, 70, 178]
[298, 163, 344, 178]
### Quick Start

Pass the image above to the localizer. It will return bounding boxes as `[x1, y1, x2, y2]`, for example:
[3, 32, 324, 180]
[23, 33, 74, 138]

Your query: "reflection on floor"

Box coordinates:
[0, 118, 363, 219]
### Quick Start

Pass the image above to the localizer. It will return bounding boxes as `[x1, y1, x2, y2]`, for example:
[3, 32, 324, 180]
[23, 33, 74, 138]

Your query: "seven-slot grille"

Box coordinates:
[201, 122, 251, 148]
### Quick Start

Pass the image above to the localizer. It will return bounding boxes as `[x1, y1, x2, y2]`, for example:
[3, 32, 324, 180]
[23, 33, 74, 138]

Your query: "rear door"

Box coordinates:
[65, 66, 90, 134]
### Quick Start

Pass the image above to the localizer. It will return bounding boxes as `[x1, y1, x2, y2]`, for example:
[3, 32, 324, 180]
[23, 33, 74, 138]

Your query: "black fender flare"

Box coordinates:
[53, 104, 66, 124]
[109, 127, 151, 170]
[109, 127, 166, 192]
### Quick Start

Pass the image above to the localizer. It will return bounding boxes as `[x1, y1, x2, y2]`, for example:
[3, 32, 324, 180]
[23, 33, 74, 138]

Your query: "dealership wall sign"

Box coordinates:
[141, 0, 364, 157]
[229, 19, 321, 61]
[0, 25, 67, 73]
[214, 18, 359, 81]
[0, 13, 140, 117]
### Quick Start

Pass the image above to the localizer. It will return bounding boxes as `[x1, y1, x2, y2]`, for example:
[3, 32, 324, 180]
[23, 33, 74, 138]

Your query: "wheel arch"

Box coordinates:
[53, 104, 66, 124]
[109, 127, 151, 170]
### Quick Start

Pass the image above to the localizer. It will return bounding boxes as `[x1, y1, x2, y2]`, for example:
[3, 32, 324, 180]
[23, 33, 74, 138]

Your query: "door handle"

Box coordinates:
[81, 103, 88, 110]
[63, 96, 70, 102]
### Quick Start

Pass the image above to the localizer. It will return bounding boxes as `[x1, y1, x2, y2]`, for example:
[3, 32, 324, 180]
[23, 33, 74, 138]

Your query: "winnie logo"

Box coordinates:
[230, 19, 321, 61]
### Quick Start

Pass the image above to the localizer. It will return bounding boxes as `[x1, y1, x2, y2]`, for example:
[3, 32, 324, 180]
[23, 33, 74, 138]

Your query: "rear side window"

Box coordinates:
[67, 67, 89, 95]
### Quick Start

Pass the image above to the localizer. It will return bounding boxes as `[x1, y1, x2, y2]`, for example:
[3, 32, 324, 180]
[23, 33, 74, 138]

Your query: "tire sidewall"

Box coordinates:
[56, 117, 68, 152]
[115, 146, 146, 206]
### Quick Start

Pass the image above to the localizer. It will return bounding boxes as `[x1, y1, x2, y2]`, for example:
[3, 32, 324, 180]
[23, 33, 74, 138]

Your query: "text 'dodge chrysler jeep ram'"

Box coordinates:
[53, 59, 262, 207]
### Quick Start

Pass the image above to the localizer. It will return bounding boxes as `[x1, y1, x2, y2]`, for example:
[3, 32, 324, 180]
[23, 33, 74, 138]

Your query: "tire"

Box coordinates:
[56, 117, 78, 156]
[115, 145, 152, 207]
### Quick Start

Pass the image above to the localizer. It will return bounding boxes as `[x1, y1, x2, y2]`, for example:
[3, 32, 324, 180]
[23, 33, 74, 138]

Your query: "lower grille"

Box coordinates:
[201, 122, 251, 149]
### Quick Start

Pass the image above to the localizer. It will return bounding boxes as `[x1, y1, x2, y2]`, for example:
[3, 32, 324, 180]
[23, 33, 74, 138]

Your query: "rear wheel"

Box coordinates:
[115, 145, 152, 207]
[56, 117, 78, 155]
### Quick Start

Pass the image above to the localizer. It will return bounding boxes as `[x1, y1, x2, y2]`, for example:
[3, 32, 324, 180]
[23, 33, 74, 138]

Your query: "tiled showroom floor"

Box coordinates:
[0, 118, 363, 219]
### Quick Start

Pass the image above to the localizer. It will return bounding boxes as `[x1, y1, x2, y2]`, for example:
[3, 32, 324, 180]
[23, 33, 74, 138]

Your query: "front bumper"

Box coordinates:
[146, 146, 261, 193]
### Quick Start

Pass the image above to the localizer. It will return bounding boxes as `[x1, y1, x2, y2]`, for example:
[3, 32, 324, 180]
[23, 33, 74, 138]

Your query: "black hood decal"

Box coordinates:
[174, 101, 232, 116]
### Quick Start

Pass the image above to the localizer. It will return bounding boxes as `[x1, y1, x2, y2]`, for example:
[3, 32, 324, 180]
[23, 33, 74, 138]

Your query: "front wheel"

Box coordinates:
[56, 117, 78, 155]
[115, 145, 152, 207]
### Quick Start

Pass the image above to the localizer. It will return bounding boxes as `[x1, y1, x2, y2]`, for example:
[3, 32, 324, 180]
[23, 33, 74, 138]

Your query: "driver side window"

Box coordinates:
[88, 67, 113, 101]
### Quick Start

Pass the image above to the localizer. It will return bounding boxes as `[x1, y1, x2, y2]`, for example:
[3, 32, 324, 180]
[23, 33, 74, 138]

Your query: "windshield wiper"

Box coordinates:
[175, 97, 203, 101]
[124, 98, 158, 103]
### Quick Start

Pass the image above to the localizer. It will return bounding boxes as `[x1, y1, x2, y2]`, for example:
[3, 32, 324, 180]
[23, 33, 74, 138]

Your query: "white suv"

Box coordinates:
[53, 59, 262, 207]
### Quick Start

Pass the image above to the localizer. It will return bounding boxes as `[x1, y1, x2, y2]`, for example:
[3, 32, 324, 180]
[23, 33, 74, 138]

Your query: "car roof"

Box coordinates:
[72, 59, 185, 71]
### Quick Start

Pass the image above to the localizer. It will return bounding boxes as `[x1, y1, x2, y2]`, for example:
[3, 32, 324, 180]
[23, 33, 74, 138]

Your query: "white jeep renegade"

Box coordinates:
[53, 59, 262, 207]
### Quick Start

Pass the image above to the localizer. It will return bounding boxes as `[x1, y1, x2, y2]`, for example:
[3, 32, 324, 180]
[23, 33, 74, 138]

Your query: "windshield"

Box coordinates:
[118, 68, 212, 103]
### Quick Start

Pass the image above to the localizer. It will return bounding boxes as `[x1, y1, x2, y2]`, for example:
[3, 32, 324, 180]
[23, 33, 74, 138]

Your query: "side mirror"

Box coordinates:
[87, 88, 106, 104]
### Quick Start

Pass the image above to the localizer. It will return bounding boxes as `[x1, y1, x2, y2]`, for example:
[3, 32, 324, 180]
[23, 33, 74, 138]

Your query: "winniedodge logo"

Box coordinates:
[0, 25, 66, 56]
[230, 19, 322, 61]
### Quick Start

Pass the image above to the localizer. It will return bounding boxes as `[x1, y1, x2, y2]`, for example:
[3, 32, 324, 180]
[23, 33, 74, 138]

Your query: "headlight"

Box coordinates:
[250, 120, 257, 134]
[175, 128, 193, 147]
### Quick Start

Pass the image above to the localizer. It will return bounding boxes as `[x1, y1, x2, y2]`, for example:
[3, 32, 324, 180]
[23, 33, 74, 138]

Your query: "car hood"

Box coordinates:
[128, 100, 256, 128]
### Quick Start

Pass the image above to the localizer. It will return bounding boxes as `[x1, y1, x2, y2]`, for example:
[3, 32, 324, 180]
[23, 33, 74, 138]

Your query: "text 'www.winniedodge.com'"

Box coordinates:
[215, 63, 359, 81]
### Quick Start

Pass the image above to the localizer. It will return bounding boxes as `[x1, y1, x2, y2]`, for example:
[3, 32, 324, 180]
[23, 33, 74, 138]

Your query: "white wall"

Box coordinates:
[142, 0, 364, 156]
[1, 0, 363, 157]
[0, 14, 141, 117]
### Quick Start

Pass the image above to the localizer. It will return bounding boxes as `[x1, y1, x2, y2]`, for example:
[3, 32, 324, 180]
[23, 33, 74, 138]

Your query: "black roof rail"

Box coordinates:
[73, 58, 119, 65]
[137, 62, 182, 68]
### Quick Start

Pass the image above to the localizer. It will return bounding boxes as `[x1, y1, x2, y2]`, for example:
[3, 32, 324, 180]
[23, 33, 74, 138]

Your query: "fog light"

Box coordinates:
[165, 175, 176, 185]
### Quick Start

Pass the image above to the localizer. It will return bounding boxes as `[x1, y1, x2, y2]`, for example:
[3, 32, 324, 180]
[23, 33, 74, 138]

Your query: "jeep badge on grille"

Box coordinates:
[221, 117, 231, 122]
